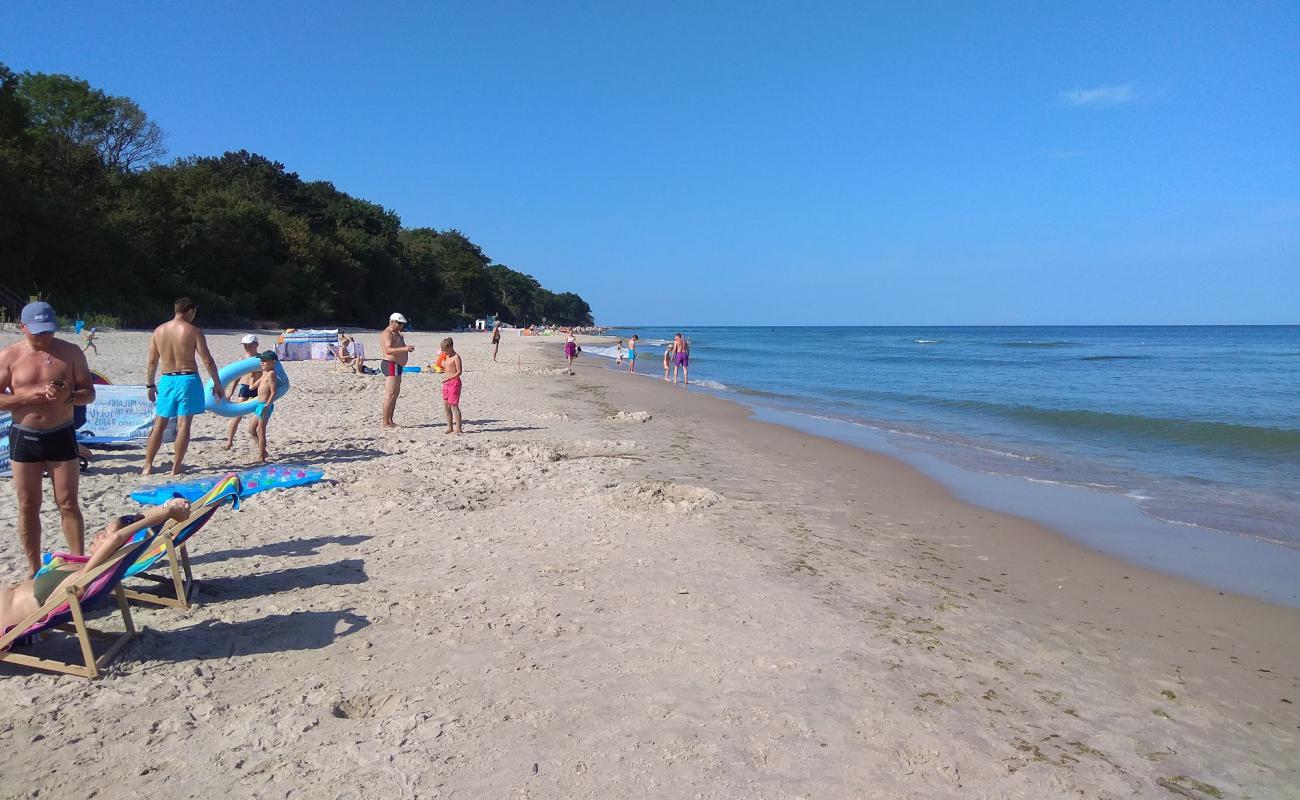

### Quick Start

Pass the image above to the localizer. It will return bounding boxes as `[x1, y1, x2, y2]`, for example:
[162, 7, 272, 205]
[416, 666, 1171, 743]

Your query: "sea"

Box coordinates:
[587, 326, 1300, 607]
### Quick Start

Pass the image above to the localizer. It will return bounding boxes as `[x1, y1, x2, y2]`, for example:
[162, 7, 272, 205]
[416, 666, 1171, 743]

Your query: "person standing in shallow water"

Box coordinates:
[142, 297, 223, 476]
[627, 335, 639, 374]
[379, 312, 414, 428]
[0, 301, 96, 575]
[440, 337, 463, 435]
[672, 332, 690, 385]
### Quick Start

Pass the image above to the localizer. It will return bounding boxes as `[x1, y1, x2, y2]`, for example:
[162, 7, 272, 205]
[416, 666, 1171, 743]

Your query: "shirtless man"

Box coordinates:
[0, 302, 96, 574]
[379, 312, 414, 428]
[672, 332, 690, 385]
[141, 297, 223, 476]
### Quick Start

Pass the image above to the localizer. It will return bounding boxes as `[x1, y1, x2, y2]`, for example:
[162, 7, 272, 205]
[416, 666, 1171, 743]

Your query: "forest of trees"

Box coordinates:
[0, 64, 594, 329]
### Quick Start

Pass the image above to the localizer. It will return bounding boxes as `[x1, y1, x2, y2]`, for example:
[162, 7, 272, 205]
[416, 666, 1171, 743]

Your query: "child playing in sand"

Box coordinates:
[440, 337, 463, 434]
[249, 351, 279, 462]
[81, 327, 98, 355]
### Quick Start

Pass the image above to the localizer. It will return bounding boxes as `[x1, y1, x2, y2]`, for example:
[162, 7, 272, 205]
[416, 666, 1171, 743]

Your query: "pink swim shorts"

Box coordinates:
[442, 377, 462, 406]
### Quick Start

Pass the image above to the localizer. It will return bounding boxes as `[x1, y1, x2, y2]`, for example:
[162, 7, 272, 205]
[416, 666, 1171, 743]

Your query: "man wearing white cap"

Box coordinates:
[223, 334, 261, 450]
[0, 301, 96, 574]
[378, 312, 414, 428]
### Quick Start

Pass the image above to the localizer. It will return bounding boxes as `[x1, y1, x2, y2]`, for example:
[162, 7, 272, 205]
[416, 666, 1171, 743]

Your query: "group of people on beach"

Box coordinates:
[0, 297, 472, 592]
[612, 332, 690, 384]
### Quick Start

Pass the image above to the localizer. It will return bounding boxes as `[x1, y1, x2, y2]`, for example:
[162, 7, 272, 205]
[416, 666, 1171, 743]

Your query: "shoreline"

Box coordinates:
[1, 328, 1296, 797]
[579, 343, 1300, 610]
[564, 344, 1300, 793]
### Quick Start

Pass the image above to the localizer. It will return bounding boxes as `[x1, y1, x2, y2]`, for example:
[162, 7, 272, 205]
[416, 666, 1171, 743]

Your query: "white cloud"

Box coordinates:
[1060, 83, 1135, 107]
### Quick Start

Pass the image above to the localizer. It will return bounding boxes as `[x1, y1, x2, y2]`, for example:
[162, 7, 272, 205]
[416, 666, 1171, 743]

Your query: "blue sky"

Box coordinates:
[3, 2, 1297, 325]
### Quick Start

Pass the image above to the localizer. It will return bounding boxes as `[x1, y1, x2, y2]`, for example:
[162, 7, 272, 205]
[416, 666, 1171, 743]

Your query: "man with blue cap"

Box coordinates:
[0, 301, 96, 574]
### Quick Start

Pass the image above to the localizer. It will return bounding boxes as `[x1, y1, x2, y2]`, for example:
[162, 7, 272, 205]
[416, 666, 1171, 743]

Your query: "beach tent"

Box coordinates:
[275, 328, 340, 361]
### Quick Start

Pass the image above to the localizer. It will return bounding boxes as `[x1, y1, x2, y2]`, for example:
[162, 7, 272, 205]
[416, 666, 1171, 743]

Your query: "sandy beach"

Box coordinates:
[1, 327, 1297, 799]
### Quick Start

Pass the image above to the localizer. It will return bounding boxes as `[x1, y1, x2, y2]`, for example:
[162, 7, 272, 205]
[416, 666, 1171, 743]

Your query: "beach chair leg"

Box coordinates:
[180, 545, 196, 595]
[165, 536, 191, 608]
[123, 538, 193, 609]
[93, 592, 137, 673]
[67, 593, 100, 679]
[116, 585, 137, 636]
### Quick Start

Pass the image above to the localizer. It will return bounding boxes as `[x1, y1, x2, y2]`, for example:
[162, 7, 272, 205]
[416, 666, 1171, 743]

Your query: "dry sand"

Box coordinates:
[1, 327, 1297, 799]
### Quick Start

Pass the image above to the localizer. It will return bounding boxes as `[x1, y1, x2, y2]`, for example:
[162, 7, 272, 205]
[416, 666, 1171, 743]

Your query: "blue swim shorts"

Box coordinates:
[254, 401, 275, 422]
[156, 373, 205, 418]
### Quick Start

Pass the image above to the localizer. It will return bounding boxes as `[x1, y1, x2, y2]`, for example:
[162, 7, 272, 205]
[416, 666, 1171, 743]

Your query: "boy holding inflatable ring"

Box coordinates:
[249, 351, 279, 463]
[223, 334, 261, 450]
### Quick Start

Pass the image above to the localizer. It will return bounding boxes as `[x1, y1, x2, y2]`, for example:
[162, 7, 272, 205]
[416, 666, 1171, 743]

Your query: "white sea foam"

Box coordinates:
[914, 339, 941, 344]
[583, 345, 623, 360]
[692, 379, 729, 391]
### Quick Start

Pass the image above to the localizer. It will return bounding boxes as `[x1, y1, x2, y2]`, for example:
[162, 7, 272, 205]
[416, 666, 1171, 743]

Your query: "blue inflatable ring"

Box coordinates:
[204, 356, 290, 417]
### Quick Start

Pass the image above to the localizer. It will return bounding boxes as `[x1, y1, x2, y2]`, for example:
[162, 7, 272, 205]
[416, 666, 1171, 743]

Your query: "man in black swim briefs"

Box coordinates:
[379, 312, 415, 428]
[0, 301, 97, 575]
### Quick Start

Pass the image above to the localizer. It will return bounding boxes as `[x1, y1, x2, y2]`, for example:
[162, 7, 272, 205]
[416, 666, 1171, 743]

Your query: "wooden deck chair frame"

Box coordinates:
[0, 585, 138, 679]
[121, 487, 236, 609]
[122, 534, 196, 609]
[0, 538, 154, 679]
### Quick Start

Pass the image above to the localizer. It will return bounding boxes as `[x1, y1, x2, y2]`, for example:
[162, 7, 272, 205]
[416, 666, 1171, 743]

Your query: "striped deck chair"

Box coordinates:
[121, 472, 242, 609]
[0, 532, 159, 679]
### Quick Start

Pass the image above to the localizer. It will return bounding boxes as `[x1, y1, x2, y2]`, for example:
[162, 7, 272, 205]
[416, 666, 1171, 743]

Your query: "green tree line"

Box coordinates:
[0, 64, 594, 329]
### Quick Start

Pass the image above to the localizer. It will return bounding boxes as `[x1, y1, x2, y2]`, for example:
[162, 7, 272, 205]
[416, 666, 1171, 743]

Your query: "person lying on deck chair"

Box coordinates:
[0, 498, 191, 632]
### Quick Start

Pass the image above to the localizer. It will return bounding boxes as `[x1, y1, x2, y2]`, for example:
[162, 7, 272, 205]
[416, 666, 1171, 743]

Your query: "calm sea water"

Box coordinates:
[593, 326, 1300, 551]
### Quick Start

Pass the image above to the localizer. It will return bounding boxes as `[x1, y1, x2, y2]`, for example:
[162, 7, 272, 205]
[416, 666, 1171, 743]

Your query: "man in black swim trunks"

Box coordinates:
[0, 302, 96, 575]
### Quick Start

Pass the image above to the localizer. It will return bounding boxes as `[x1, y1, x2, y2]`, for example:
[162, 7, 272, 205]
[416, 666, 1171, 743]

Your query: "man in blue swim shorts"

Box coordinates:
[142, 297, 223, 476]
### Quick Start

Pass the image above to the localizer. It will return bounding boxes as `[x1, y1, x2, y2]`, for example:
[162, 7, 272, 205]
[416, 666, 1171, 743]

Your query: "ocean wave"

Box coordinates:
[582, 345, 623, 360]
[1080, 355, 1155, 361]
[692, 379, 729, 391]
[956, 402, 1300, 455]
[734, 385, 802, 401]
[913, 339, 941, 344]
[1000, 341, 1082, 348]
